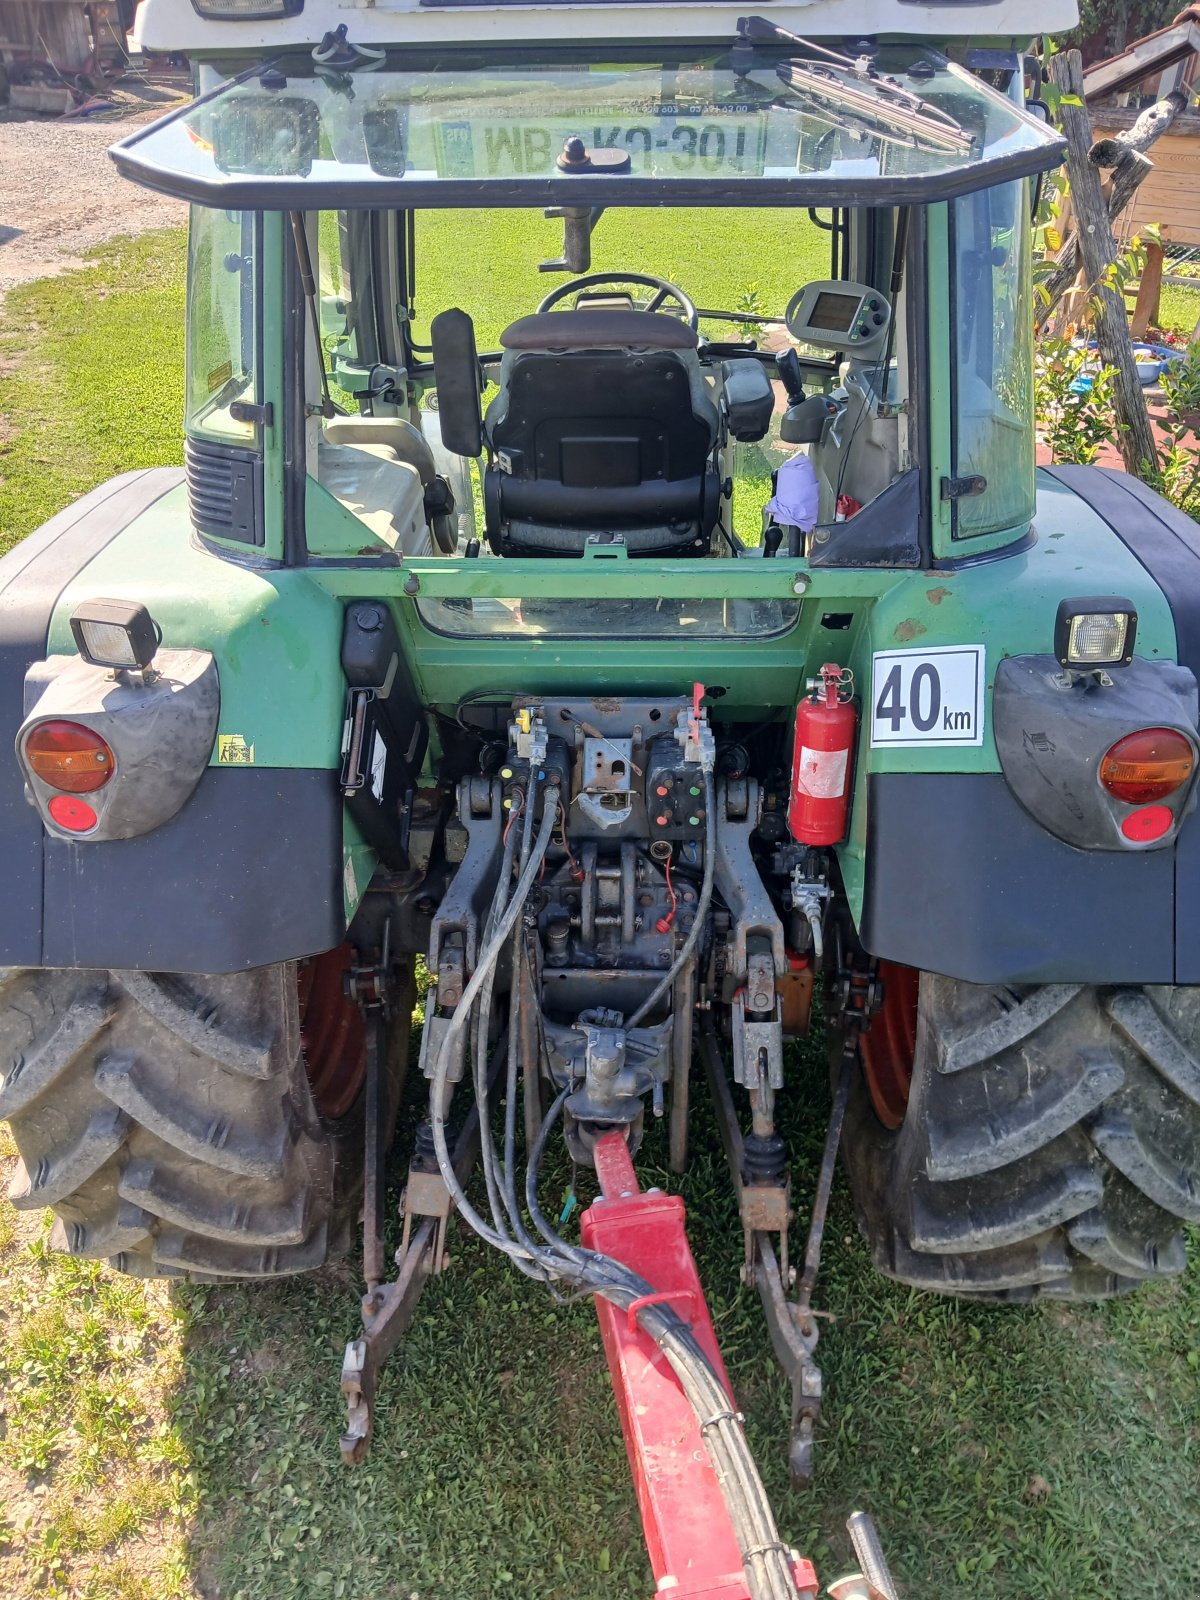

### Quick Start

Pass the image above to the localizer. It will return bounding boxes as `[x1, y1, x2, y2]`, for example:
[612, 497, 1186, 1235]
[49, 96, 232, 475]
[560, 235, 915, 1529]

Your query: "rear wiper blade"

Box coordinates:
[736, 16, 972, 155]
[775, 60, 973, 154]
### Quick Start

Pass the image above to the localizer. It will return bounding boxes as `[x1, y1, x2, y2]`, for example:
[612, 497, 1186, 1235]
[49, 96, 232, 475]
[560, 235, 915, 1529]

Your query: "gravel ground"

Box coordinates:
[0, 99, 187, 299]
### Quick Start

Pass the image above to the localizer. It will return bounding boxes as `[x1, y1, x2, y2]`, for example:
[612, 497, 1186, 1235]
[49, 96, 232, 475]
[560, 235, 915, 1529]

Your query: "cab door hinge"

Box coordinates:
[229, 400, 274, 428]
[940, 473, 987, 502]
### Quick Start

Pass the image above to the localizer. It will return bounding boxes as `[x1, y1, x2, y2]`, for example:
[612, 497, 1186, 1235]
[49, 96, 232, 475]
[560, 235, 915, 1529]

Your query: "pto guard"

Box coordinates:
[18, 650, 219, 841]
[581, 1132, 820, 1600]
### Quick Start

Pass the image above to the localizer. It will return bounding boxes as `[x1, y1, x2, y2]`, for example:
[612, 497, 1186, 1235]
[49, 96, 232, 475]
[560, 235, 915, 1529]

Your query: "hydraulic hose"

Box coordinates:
[473, 811, 522, 1247]
[428, 770, 796, 1600]
[428, 787, 560, 1268]
[626, 770, 716, 1030]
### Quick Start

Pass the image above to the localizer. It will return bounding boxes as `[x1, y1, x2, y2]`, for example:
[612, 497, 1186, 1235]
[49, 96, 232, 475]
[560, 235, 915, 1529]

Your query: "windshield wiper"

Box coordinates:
[736, 16, 972, 155]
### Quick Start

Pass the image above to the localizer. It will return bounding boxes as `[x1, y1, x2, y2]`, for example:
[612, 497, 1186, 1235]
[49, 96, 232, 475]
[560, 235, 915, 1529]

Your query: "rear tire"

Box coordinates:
[0, 957, 409, 1280]
[838, 972, 1200, 1301]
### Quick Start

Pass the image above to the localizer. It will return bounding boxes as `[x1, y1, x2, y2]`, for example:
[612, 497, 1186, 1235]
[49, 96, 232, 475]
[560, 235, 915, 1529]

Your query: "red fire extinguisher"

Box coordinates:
[788, 663, 857, 846]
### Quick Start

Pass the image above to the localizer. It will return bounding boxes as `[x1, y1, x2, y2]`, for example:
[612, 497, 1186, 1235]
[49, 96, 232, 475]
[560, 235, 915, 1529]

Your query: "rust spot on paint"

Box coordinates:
[926, 586, 953, 606]
[894, 619, 928, 643]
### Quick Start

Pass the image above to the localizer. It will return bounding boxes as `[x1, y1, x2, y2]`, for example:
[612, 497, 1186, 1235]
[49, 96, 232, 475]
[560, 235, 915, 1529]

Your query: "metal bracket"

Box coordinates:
[345, 930, 394, 1299]
[939, 473, 987, 501]
[731, 991, 784, 1093]
[398, 1162, 454, 1274]
[229, 400, 274, 428]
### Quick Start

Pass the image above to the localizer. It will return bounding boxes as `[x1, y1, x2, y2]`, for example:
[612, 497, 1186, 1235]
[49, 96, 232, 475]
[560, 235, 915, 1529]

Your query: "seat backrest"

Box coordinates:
[484, 311, 720, 557]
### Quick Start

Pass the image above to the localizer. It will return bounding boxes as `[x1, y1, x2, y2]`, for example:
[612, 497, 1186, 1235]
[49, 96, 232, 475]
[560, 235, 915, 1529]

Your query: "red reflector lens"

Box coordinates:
[1120, 804, 1174, 843]
[47, 794, 98, 833]
[23, 720, 114, 794]
[1100, 728, 1195, 805]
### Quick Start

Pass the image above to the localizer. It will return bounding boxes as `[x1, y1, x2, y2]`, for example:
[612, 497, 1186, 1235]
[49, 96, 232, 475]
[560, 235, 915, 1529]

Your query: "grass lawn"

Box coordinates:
[2, 224, 1200, 1600]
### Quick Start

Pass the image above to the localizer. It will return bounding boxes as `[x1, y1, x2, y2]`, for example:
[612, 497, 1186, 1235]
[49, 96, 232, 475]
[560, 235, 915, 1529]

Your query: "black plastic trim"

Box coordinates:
[907, 205, 932, 568]
[808, 470, 920, 567]
[993, 653, 1198, 851]
[185, 436, 265, 546]
[861, 771, 1175, 984]
[42, 766, 344, 972]
[112, 151, 1067, 214]
[282, 217, 308, 566]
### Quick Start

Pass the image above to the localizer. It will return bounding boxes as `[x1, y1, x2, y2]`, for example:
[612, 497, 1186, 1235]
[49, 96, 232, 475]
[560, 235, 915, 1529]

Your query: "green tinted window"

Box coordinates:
[951, 181, 1035, 538]
[185, 206, 259, 445]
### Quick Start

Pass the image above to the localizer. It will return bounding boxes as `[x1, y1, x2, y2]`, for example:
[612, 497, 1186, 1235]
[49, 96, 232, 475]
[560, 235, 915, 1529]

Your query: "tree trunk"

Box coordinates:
[1131, 239, 1164, 339]
[1047, 51, 1159, 477]
[1035, 89, 1184, 329]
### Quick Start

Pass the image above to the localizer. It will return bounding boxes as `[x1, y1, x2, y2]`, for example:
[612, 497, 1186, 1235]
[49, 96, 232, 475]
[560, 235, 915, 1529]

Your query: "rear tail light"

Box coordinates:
[23, 720, 115, 794]
[1099, 728, 1195, 805]
[46, 795, 99, 833]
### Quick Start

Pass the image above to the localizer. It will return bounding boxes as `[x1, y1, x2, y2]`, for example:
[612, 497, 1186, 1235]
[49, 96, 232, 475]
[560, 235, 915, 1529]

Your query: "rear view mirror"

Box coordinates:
[211, 93, 320, 179]
[362, 105, 408, 178]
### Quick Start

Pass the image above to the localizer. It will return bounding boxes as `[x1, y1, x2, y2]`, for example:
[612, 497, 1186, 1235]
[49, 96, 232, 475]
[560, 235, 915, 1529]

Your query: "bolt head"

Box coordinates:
[792, 574, 810, 595]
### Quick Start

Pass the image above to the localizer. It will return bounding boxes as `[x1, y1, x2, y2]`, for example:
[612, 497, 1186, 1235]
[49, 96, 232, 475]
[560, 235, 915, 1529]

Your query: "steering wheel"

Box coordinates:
[536, 272, 698, 332]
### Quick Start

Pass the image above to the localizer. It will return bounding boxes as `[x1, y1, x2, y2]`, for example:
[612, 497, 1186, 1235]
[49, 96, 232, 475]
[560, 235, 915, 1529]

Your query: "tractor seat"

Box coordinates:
[483, 310, 720, 558]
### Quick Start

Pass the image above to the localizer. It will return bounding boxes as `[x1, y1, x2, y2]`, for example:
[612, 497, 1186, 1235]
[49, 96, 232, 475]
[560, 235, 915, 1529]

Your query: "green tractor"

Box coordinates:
[3, 0, 1199, 1581]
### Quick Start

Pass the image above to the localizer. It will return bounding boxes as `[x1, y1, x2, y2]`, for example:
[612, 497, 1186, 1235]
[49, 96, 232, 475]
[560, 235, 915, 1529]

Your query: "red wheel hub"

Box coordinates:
[298, 945, 368, 1120]
[858, 961, 919, 1130]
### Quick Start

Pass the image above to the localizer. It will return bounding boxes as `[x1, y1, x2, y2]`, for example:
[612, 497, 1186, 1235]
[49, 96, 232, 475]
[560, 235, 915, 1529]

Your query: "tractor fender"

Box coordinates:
[0, 470, 345, 973]
[1042, 465, 1200, 984]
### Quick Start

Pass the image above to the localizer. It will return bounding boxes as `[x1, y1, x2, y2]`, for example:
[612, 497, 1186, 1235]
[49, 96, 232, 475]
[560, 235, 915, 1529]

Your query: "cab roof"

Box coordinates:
[135, 0, 1078, 57]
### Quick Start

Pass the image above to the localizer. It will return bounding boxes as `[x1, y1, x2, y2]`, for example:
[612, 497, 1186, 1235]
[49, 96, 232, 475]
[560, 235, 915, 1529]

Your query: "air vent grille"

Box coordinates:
[185, 437, 264, 547]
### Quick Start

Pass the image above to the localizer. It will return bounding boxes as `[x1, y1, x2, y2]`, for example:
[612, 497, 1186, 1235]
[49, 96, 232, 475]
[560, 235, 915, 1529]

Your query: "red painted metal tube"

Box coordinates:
[580, 1132, 819, 1600]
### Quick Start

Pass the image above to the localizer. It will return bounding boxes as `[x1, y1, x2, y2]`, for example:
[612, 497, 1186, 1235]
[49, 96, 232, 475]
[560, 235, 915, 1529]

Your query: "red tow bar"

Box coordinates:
[581, 1132, 819, 1600]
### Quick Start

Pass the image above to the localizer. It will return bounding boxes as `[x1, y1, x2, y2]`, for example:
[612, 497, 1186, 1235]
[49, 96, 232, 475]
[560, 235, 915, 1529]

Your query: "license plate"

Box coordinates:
[433, 110, 767, 180]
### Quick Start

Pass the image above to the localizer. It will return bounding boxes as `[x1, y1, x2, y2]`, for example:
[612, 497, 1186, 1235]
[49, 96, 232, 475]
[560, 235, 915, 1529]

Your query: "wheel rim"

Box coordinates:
[298, 946, 368, 1120]
[858, 961, 920, 1130]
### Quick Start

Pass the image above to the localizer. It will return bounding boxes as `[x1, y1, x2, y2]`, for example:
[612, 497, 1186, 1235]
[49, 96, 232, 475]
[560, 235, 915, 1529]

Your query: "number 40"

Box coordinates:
[875, 663, 942, 733]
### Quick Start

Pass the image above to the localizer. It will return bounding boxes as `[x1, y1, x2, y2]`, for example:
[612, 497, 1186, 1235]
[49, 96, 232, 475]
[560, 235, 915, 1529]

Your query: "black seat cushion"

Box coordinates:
[500, 309, 699, 352]
[484, 336, 719, 557]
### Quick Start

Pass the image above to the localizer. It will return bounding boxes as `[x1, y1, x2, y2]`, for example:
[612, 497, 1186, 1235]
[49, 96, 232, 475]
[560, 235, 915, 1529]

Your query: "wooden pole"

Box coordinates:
[1131, 237, 1164, 338]
[1035, 88, 1185, 328]
[1048, 50, 1160, 476]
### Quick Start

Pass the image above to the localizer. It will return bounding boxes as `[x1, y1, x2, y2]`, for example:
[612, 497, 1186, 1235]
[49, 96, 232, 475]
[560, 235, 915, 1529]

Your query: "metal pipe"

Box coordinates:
[796, 1048, 853, 1317]
[847, 1511, 900, 1600]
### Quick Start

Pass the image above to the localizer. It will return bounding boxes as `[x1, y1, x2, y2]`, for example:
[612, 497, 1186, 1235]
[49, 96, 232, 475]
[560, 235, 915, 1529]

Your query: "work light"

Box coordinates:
[70, 599, 160, 673]
[190, 0, 302, 17]
[1054, 596, 1137, 669]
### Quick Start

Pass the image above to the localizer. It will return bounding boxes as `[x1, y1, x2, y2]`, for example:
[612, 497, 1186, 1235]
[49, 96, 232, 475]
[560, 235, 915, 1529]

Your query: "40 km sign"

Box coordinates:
[870, 645, 985, 749]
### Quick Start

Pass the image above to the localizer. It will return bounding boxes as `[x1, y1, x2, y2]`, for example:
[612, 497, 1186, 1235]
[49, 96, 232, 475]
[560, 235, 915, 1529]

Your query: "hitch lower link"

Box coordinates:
[335, 952, 903, 1600]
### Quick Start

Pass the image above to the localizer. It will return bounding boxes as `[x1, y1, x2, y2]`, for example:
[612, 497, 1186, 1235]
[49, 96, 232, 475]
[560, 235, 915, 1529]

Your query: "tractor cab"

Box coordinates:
[110, 24, 1066, 604]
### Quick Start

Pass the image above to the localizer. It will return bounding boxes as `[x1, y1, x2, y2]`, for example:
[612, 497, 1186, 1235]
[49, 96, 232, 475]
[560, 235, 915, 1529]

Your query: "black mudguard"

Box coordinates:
[0, 471, 345, 973]
[865, 467, 1200, 987]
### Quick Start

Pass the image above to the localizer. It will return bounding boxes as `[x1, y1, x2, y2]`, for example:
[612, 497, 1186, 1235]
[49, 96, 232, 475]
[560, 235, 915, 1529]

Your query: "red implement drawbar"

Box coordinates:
[580, 1132, 819, 1600]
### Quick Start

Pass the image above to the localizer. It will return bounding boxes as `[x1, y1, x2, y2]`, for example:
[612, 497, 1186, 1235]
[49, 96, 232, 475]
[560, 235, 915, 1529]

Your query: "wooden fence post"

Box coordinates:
[1048, 50, 1160, 476]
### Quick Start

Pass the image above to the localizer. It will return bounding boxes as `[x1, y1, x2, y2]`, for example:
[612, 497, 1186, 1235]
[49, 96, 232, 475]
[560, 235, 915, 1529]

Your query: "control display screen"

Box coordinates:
[807, 290, 861, 333]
